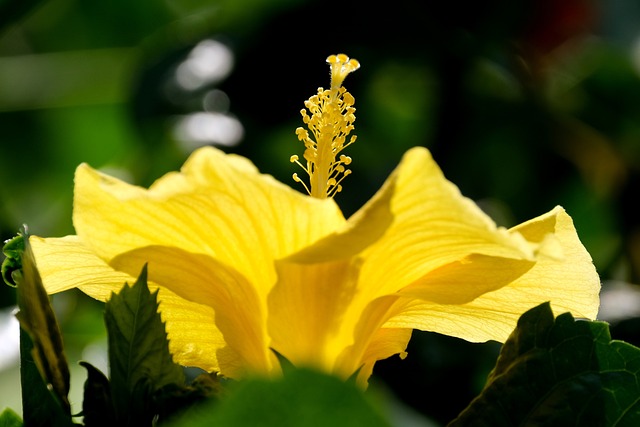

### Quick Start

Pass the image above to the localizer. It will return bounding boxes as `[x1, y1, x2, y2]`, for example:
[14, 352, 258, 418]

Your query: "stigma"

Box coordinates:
[291, 54, 360, 199]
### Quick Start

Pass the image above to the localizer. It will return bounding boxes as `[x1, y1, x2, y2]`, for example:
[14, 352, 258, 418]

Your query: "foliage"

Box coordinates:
[0, 408, 22, 427]
[12, 230, 73, 426]
[450, 303, 640, 426]
[1, 234, 24, 287]
[166, 368, 391, 427]
[103, 265, 185, 424]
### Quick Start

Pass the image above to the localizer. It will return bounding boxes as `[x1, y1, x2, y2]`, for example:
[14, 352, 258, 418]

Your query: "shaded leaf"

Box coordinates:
[449, 302, 640, 427]
[166, 368, 391, 427]
[14, 230, 71, 417]
[0, 408, 23, 427]
[79, 361, 116, 427]
[153, 372, 223, 424]
[104, 265, 185, 424]
[19, 329, 75, 427]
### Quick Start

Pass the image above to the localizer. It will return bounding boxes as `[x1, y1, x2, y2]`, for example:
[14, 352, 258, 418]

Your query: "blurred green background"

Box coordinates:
[1, 0, 640, 424]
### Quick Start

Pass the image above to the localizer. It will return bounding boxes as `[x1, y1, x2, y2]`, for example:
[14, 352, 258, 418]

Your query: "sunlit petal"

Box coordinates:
[73, 146, 346, 300]
[385, 207, 600, 343]
[29, 235, 224, 371]
[361, 147, 537, 299]
[30, 235, 134, 298]
[152, 290, 225, 372]
[398, 254, 535, 304]
[266, 172, 398, 376]
[507, 205, 600, 319]
[287, 161, 396, 263]
[355, 327, 412, 387]
[335, 294, 405, 379]
[268, 258, 360, 372]
[110, 245, 276, 378]
[329, 147, 543, 361]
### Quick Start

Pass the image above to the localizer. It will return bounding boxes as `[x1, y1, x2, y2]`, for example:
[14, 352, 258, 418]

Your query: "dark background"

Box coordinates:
[1, 0, 639, 424]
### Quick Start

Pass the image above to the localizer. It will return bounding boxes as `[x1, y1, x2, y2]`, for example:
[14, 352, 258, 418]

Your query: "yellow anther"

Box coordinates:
[327, 54, 361, 91]
[290, 54, 359, 199]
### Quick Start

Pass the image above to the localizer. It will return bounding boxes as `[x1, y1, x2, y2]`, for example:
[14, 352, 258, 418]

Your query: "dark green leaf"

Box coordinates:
[14, 230, 72, 417]
[79, 361, 116, 427]
[153, 372, 223, 424]
[19, 329, 75, 427]
[104, 265, 185, 424]
[449, 302, 640, 427]
[166, 368, 391, 427]
[2, 233, 24, 287]
[0, 408, 23, 427]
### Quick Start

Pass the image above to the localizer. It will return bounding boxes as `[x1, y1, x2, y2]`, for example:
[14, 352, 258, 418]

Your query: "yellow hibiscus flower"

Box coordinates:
[30, 54, 600, 386]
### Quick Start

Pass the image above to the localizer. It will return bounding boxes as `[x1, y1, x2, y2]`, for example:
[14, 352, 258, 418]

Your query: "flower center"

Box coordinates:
[290, 54, 360, 199]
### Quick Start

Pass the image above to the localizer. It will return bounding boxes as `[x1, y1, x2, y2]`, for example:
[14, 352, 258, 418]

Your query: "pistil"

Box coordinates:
[291, 54, 360, 199]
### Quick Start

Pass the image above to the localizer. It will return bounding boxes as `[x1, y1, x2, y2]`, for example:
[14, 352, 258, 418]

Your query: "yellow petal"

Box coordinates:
[265, 170, 398, 377]
[110, 245, 275, 378]
[360, 146, 537, 299]
[312, 292, 415, 388]
[152, 289, 225, 372]
[266, 166, 400, 377]
[269, 258, 412, 386]
[287, 169, 396, 263]
[29, 235, 225, 372]
[30, 235, 134, 298]
[384, 206, 600, 343]
[397, 254, 535, 304]
[508, 205, 600, 319]
[267, 258, 361, 372]
[73, 146, 346, 300]
[331, 146, 542, 355]
[354, 327, 412, 387]
[269, 146, 543, 382]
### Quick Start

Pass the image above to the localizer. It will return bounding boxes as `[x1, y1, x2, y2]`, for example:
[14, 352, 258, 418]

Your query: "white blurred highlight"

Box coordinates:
[174, 112, 244, 150]
[0, 307, 19, 371]
[176, 39, 234, 91]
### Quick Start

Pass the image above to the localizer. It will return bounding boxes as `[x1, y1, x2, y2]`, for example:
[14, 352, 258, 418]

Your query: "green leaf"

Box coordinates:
[19, 330, 76, 427]
[166, 368, 391, 427]
[449, 302, 640, 427]
[153, 372, 223, 423]
[104, 265, 185, 424]
[2, 233, 24, 287]
[14, 229, 72, 421]
[0, 408, 23, 427]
